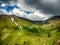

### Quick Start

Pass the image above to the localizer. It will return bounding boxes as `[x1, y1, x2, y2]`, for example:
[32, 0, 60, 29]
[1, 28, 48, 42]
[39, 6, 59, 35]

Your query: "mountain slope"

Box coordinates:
[0, 15, 60, 45]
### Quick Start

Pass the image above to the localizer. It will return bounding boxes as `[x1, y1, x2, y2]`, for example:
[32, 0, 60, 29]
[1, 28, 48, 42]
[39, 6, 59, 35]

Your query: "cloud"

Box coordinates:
[11, 8, 53, 21]
[1, 0, 60, 15]
[11, 8, 25, 17]
[0, 0, 17, 4]
[0, 9, 8, 14]
[0, 0, 59, 21]
[25, 11, 53, 21]
[24, 0, 60, 15]
[1, 3, 6, 7]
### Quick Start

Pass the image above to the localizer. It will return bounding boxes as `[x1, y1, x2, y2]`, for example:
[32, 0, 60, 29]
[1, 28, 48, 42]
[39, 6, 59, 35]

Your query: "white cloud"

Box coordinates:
[25, 10, 53, 21]
[1, 3, 6, 7]
[0, 9, 13, 15]
[10, 8, 53, 21]
[0, 9, 8, 14]
[16, 0, 35, 12]
[11, 8, 25, 17]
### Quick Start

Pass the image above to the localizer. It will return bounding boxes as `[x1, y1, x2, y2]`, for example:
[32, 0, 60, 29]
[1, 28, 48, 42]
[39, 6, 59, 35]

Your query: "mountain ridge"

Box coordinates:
[0, 14, 60, 24]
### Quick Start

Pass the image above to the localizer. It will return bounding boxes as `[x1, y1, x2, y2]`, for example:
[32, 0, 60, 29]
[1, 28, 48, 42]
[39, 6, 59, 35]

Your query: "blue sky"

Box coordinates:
[0, 2, 15, 12]
[0, 1, 31, 14]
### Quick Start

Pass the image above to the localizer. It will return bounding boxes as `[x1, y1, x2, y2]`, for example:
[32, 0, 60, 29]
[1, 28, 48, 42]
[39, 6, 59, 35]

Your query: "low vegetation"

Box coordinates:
[0, 15, 60, 45]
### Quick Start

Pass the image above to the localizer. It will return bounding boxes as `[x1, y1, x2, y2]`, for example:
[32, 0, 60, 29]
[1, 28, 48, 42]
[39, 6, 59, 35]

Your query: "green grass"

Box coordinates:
[0, 15, 60, 45]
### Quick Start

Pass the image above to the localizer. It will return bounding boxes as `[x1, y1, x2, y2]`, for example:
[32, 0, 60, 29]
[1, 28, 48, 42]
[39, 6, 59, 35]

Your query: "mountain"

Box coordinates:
[48, 16, 60, 20]
[0, 15, 60, 45]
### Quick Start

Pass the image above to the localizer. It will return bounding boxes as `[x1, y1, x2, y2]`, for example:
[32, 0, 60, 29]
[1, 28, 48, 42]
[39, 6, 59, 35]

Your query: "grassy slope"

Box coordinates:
[0, 15, 60, 45]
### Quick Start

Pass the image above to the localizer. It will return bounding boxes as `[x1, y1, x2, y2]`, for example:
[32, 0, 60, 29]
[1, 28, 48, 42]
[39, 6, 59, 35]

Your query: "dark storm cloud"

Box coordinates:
[24, 0, 60, 15]
[0, 0, 17, 4]
[0, 0, 60, 15]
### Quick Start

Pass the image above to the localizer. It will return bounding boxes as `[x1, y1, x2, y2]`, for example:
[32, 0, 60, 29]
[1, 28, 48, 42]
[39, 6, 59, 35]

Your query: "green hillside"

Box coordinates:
[0, 15, 60, 45]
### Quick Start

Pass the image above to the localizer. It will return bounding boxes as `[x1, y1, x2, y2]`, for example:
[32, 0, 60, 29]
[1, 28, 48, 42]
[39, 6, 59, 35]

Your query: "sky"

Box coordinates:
[0, 0, 60, 21]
